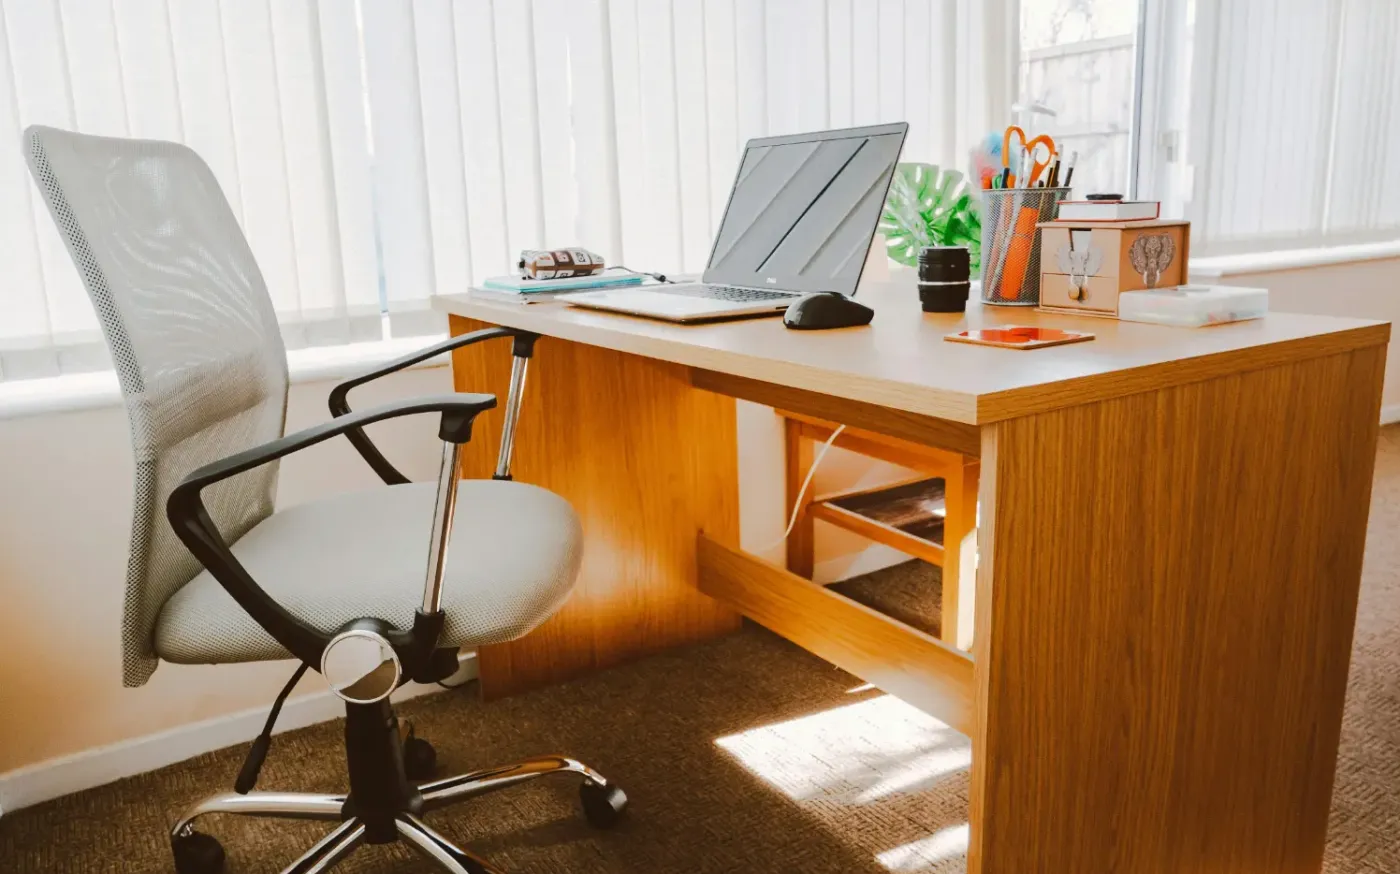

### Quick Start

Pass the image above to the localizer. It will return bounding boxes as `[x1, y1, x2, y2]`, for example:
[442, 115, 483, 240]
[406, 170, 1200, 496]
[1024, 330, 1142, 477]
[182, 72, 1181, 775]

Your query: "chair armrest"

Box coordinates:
[329, 328, 521, 485]
[166, 393, 496, 668]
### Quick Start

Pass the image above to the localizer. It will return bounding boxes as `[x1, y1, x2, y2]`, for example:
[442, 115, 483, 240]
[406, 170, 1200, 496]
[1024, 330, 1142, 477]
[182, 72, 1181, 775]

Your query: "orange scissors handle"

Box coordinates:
[1025, 135, 1056, 184]
[1001, 125, 1025, 169]
[1002, 126, 1057, 185]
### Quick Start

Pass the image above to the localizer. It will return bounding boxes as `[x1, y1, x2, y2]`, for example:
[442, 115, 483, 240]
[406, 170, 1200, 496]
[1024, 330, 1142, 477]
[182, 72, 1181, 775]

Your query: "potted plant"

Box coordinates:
[879, 163, 983, 277]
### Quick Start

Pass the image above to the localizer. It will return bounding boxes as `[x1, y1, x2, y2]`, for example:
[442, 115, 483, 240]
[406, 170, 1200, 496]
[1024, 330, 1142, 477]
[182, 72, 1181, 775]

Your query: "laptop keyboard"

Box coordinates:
[657, 284, 793, 303]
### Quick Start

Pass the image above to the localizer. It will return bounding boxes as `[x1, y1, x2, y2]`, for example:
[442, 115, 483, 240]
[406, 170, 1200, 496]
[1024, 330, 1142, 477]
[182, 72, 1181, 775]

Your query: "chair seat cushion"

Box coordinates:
[154, 480, 582, 665]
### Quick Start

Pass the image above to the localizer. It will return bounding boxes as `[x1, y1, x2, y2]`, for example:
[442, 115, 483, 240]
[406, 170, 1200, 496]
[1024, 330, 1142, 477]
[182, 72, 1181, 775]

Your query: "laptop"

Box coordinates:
[567, 122, 908, 323]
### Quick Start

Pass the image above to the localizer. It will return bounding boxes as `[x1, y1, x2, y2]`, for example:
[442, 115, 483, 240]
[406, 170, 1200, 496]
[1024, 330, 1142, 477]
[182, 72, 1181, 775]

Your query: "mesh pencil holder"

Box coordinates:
[979, 187, 1069, 306]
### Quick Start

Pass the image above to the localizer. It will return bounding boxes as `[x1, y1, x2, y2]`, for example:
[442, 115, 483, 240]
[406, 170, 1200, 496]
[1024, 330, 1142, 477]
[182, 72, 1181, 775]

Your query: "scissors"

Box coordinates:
[1002, 125, 1056, 186]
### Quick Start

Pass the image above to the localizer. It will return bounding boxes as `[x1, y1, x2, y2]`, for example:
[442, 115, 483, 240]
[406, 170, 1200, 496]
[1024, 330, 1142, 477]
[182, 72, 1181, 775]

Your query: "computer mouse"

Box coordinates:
[783, 292, 875, 330]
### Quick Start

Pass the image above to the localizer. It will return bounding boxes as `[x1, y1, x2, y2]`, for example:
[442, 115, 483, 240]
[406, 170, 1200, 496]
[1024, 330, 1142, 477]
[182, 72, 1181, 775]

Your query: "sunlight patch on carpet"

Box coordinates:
[877, 824, 970, 871]
[714, 693, 969, 804]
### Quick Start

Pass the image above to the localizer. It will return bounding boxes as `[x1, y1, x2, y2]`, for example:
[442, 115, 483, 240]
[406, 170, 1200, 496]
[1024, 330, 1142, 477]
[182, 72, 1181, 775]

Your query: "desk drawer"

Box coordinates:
[1039, 274, 1119, 313]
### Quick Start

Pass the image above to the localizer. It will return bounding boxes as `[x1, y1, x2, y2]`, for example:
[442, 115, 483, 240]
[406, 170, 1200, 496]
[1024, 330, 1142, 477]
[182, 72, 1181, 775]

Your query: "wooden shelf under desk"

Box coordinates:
[696, 534, 975, 736]
[809, 476, 947, 567]
[782, 410, 978, 651]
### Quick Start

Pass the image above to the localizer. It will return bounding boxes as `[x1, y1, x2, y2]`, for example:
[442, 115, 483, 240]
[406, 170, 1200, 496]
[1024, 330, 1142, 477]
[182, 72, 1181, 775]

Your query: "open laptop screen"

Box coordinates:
[702, 122, 907, 296]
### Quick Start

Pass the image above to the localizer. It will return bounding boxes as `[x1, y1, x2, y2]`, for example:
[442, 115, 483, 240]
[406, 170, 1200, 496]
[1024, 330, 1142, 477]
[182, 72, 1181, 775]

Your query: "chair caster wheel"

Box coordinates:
[172, 830, 225, 874]
[580, 778, 628, 829]
[403, 727, 437, 781]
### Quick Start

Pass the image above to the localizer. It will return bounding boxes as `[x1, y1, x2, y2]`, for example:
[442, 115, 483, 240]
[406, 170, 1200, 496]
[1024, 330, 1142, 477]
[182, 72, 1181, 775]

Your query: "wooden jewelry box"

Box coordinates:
[1036, 219, 1191, 317]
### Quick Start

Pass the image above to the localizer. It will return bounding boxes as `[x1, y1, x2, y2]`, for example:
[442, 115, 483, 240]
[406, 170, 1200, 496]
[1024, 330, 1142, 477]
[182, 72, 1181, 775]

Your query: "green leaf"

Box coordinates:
[880, 163, 983, 276]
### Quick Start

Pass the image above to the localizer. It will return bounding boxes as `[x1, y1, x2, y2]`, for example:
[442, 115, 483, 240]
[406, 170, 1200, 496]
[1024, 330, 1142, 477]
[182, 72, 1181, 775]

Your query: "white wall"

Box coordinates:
[737, 401, 920, 582]
[0, 366, 451, 777]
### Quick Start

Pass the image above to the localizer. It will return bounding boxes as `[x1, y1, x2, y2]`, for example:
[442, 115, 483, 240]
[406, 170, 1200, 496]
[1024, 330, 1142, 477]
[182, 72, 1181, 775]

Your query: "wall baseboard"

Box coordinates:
[0, 653, 477, 818]
[1382, 403, 1400, 426]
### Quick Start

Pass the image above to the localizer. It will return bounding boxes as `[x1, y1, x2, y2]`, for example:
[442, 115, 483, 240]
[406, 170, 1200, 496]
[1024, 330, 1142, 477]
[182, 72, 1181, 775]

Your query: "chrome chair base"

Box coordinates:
[171, 755, 626, 873]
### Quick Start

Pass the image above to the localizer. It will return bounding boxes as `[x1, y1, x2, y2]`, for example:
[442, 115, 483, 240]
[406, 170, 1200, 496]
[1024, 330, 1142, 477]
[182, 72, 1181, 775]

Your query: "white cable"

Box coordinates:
[761, 424, 845, 553]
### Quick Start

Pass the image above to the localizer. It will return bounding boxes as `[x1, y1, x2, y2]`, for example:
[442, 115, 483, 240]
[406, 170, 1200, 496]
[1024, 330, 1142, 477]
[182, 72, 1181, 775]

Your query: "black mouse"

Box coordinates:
[783, 292, 875, 330]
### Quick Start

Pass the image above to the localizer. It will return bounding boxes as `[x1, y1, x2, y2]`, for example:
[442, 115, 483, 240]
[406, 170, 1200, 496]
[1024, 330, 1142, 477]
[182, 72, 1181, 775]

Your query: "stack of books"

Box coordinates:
[469, 271, 645, 304]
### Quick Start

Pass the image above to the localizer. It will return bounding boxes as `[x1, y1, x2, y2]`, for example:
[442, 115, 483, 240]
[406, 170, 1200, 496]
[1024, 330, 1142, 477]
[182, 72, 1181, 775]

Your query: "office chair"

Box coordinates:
[23, 126, 626, 874]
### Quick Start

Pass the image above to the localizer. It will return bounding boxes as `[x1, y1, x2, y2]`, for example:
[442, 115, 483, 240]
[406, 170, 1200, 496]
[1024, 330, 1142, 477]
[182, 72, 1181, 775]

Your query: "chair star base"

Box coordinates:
[169, 700, 626, 874]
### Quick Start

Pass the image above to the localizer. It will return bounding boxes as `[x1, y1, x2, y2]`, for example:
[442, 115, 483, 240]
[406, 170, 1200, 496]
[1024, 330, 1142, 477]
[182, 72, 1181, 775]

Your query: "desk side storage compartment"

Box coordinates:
[1036, 219, 1190, 317]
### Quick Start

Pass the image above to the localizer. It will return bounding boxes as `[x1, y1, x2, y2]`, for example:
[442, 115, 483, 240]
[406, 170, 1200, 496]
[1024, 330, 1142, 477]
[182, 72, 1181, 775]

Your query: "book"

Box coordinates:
[467, 286, 595, 305]
[1055, 200, 1160, 222]
[480, 272, 645, 293]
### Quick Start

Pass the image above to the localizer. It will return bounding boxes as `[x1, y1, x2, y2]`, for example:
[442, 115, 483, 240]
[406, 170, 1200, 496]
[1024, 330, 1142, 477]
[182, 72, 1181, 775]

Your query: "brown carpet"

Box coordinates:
[0, 630, 969, 874]
[832, 561, 944, 639]
[5, 427, 1400, 873]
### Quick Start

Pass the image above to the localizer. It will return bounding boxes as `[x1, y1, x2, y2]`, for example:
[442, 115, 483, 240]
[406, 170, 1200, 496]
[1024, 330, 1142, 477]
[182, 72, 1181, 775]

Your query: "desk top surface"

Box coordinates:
[434, 280, 1388, 425]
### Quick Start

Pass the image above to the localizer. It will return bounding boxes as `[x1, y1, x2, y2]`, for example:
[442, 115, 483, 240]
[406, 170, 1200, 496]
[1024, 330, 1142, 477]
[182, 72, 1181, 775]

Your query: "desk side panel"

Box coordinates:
[449, 315, 741, 698]
[970, 343, 1386, 874]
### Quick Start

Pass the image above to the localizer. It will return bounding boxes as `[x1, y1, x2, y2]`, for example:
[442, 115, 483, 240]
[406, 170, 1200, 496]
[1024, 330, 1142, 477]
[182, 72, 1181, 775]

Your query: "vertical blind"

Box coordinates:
[0, 0, 384, 380]
[1188, 0, 1400, 252]
[0, 0, 1009, 381]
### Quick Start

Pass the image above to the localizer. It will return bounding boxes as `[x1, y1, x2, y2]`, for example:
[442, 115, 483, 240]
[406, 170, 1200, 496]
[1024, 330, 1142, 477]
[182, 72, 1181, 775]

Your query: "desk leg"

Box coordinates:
[968, 346, 1385, 874]
[940, 459, 979, 651]
[784, 418, 816, 579]
[448, 316, 742, 698]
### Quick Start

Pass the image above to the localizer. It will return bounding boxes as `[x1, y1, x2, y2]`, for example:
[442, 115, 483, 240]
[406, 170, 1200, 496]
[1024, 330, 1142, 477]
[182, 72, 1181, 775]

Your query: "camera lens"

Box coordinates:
[917, 246, 971, 313]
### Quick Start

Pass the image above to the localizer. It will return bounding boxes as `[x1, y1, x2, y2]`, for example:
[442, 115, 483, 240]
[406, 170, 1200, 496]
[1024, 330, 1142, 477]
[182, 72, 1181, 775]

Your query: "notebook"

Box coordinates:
[468, 286, 604, 305]
[1055, 200, 1160, 222]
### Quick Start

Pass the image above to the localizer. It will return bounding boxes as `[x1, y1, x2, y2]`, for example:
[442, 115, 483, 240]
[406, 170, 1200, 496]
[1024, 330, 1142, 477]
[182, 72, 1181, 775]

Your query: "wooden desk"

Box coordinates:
[435, 281, 1388, 874]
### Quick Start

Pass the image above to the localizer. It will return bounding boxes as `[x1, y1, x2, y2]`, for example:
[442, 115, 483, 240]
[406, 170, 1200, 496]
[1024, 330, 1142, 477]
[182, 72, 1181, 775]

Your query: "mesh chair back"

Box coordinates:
[24, 127, 289, 686]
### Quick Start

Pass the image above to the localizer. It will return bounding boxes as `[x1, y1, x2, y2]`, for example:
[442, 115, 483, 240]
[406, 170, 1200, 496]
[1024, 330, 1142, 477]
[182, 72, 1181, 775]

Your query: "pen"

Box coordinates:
[1062, 150, 1078, 187]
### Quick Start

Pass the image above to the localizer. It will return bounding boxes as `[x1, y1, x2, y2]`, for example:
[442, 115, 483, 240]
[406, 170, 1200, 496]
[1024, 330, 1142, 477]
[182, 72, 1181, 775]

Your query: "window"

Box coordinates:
[0, 0, 1011, 383]
[1017, 0, 1141, 199]
[1017, 0, 1400, 255]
